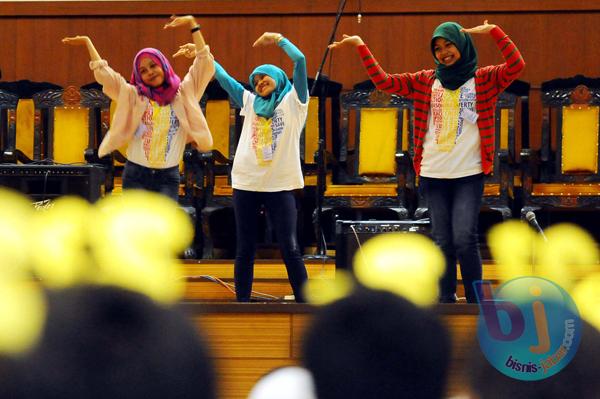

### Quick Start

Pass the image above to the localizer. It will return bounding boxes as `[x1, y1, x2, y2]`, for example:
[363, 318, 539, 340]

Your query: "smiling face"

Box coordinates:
[433, 37, 461, 66]
[253, 73, 276, 97]
[138, 56, 165, 88]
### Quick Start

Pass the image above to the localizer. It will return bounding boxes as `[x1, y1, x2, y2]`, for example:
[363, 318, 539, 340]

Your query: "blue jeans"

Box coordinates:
[420, 174, 484, 303]
[233, 189, 308, 303]
[122, 161, 180, 202]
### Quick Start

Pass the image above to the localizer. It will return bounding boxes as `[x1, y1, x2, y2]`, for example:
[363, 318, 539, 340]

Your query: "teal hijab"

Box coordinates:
[431, 22, 478, 90]
[249, 64, 292, 119]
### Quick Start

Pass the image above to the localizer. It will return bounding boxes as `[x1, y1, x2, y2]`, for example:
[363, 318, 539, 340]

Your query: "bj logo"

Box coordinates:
[475, 277, 581, 381]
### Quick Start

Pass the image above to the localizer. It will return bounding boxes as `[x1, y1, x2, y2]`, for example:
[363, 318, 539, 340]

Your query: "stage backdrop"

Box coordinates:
[2, 0, 600, 149]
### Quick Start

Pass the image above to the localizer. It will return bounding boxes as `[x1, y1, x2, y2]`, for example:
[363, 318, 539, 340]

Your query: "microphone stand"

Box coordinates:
[311, 0, 347, 97]
[309, 0, 348, 259]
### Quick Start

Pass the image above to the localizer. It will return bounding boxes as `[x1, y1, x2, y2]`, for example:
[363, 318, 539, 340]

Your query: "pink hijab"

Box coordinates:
[130, 48, 181, 106]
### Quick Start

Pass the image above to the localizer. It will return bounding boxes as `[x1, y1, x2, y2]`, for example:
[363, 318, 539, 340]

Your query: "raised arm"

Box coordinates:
[173, 44, 245, 107]
[253, 32, 308, 103]
[165, 15, 215, 101]
[62, 35, 125, 100]
[164, 15, 206, 51]
[462, 20, 525, 89]
[329, 34, 419, 97]
[62, 35, 101, 62]
[213, 62, 246, 108]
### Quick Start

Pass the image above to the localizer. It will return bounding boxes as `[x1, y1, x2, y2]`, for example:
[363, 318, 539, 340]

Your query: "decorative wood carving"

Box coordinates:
[81, 88, 110, 108]
[62, 85, 81, 107]
[33, 89, 63, 108]
[0, 90, 19, 107]
[369, 89, 392, 106]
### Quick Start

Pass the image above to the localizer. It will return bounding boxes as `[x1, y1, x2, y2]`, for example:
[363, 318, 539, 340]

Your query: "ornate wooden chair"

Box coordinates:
[199, 79, 245, 258]
[482, 81, 528, 219]
[32, 85, 108, 162]
[299, 78, 343, 184]
[0, 89, 19, 162]
[297, 77, 342, 253]
[0, 80, 62, 163]
[315, 80, 413, 252]
[521, 75, 600, 217]
[32, 85, 112, 191]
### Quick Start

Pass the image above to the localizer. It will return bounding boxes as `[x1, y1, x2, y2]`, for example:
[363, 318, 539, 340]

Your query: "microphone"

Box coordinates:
[525, 211, 547, 242]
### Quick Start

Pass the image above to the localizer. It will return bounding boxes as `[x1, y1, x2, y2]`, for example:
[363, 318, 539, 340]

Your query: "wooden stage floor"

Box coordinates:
[180, 259, 494, 398]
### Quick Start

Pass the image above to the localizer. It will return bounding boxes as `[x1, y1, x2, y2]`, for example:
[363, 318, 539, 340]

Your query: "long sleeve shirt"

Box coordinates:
[213, 38, 309, 191]
[92, 45, 215, 161]
[215, 38, 307, 107]
[357, 26, 525, 175]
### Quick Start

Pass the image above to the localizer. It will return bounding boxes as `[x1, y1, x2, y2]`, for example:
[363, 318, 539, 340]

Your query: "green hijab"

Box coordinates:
[431, 22, 478, 90]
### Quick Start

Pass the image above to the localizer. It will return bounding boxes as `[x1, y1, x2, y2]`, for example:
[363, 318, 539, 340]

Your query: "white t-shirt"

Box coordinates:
[127, 100, 186, 169]
[232, 88, 308, 192]
[420, 78, 483, 178]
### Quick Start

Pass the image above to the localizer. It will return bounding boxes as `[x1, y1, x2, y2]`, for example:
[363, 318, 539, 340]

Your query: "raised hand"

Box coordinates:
[163, 14, 196, 30]
[328, 34, 365, 49]
[252, 32, 283, 47]
[62, 35, 101, 61]
[173, 43, 197, 59]
[62, 36, 91, 46]
[461, 20, 497, 35]
[164, 15, 206, 50]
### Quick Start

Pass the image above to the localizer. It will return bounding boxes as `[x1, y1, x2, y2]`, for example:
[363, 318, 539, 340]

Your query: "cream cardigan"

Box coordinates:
[91, 45, 215, 158]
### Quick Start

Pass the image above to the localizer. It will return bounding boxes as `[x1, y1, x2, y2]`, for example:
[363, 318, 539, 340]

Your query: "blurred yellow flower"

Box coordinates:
[353, 233, 445, 306]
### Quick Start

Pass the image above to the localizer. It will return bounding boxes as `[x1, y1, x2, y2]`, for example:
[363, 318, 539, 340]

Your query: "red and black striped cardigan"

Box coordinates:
[356, 26, 525, 176]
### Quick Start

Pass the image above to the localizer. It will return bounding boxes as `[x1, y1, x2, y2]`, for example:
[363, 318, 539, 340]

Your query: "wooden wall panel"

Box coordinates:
[441, 314, 479, 396]
[195, 313, 292, 358]
[2, 1, 600, 147]
[213, 358, 294, 399]
[190, 304, 480, 399]
[291, 314, 312, 359]
[3, 0, 600, 17]
[2, 2, 600, 88]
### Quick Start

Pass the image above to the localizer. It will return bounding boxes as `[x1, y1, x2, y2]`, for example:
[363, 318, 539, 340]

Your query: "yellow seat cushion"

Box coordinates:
[532, 183, 600, 196]
[304, 172, 332, 187]
[206, 100, 231, 158]
[304, 174, 318, 186]
[214, 185, 233, 196]
[213, 175, 232, 196]
[109, 183, 185, 197]
[304, 97, 319, 165]
[483, 184, 501, 197]
[358, 108, 397, 176]
[15, 99, 35, 161]
[499, 108, 509, 151]
[53, 107, 88, 164]
[561, 106, 599, 174]
[324, 183, 397, 197]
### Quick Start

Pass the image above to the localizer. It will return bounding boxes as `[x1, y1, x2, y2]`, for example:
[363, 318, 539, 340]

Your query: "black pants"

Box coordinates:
[420, 174, 484, 303]
[122, 160, 180, 202]
[233, 189, 308, 302]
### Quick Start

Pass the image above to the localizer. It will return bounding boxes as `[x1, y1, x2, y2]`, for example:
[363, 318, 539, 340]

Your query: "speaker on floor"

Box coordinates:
[335, 219, 431, 270]
[0, 164, 106, 202]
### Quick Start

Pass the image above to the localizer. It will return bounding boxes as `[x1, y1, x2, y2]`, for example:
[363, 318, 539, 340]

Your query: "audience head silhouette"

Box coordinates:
[302, 287, 451, 399]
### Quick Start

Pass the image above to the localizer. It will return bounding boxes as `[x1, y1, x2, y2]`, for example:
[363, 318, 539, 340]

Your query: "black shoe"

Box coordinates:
[439, 293, 458, 303]
[182, 247, 196, 259]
